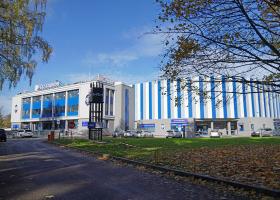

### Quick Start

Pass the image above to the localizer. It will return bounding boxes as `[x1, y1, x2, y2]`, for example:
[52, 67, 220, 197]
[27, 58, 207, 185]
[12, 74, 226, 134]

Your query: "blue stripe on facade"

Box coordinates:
[199, 77, 204, 119]
[167, 80, 171, 119]
[242, 79, 248, 117]
[232, 77, 238, 118]
[268, 88, 272, 117]
[158, 81, 162, 119]
[211, 76, 216, 119]
[263, 84, 267, 117]
[250, 79, 255, 117]
[222, 76, 227, 118]
[177, 79, 182, 118]
[140, 83, 144, 120]
[187, 80, 193, 118]
[149, 82, 152, 120]
[257, 83, 262, 117]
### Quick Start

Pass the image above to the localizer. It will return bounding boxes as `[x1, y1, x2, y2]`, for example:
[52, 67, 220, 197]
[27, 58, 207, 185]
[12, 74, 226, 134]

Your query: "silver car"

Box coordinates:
[210, 129, 222, 138]
[165, 130, 182, 138]
[261, 128, 273, 137]
[124, 130, 137, 137]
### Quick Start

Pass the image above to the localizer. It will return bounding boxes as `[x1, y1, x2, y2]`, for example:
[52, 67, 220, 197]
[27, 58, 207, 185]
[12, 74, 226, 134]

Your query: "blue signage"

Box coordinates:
[139, 124, 155, 128]
[82, 121, 88, 127]
[171, 119, 188, 124]
[88, 122, 96, 129]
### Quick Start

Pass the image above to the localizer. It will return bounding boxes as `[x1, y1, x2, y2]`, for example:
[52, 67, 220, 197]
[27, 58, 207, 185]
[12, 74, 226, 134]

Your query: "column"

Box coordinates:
[30, 97, 33, 119]
[40, 95, 43, 118]
[211, 121, 214, 130]
[65, 91, 68, 117]
[227, 121, 231, 135]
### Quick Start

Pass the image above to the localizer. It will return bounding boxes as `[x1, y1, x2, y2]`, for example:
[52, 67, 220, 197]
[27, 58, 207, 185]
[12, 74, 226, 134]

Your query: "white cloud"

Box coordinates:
[82, 26, 164, 67]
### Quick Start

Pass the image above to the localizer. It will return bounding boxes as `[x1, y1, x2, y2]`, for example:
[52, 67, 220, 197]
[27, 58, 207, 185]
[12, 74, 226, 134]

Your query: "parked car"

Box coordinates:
[251, 130, 261, 137]
[124, 130, 137, 137]
[273, 130, 280, 136]
[16, 129, 33, 138]
[210, 129, 222, 138]
[251, 128, 273, 137]
[261, 128, 273, 137]
[136, 130, 154, 138]
[0, 129, 7, 142]
[112, 130, 125, 137]
[165, 130, 182, 138]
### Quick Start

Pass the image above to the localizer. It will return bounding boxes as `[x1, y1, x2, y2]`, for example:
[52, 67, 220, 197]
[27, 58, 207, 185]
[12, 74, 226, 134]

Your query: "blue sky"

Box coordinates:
[0, 0, 165, 114]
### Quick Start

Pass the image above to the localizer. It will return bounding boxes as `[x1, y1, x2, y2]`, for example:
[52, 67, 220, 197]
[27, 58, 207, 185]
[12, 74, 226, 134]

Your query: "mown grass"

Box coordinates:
[55, 136, 280, 160]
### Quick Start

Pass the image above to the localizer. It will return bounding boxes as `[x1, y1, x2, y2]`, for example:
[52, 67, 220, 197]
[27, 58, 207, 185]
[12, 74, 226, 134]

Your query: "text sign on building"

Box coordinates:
[82, 121, 88, 127]
[34, 81, 61, 91]
[88, 122, 96, 129]
[171, 119, 188, 124]
[91, 87, 104, 103]
[139, 124, 155, 128]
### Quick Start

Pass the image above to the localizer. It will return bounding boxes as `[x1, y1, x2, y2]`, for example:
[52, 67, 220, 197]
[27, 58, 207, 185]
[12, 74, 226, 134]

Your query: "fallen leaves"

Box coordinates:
[154, 144, 280, 190]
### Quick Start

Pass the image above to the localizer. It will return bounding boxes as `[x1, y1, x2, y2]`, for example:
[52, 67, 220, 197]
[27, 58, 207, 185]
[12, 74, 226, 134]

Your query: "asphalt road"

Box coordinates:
[0, 139, 248, 200]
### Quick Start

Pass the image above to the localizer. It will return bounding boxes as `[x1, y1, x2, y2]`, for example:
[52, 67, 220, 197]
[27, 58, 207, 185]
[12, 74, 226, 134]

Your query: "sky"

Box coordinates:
[0, 0, 166, 114]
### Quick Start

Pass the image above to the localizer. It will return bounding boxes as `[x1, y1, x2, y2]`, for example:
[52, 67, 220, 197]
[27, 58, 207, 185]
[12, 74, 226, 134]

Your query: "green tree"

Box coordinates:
[156, 0, 280, 87]
[0, 106, 4, 128]
[0, 0, 52, 89]
[3, 113, 11, 128]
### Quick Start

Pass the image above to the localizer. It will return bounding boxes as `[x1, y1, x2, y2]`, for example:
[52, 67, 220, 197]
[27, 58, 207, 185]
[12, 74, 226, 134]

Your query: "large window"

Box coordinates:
[42, 94, 53, 118]
[110, 90, 114, 115]
[55, 92, 66, 116]
[32, 96, 41, 118]
[67, 90, 79, 116]
[105, 89, 109, 115]
[22, 98, 31, 119]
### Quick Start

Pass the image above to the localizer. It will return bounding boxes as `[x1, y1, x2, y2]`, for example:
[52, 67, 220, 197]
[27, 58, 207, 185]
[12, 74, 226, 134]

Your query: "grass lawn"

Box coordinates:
[54, 137, 280, 190]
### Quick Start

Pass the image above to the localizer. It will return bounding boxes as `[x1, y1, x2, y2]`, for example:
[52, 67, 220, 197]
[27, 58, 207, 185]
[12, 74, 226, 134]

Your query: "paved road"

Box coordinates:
[0, 139, 247, 200]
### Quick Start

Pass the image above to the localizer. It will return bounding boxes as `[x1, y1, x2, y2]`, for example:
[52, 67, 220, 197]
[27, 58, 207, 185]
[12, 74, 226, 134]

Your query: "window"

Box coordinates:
[239, 124, 244, 131]
[109, 90, 114, 115]
[67, 90, 79, 116]
[105, 89, 109, 115]
[42, 94, 53, 118]
[55, 92, 66, 116]
[22, 98, 31, 119]
[251, 124, 255, 131]
[32, 96, 41, 118]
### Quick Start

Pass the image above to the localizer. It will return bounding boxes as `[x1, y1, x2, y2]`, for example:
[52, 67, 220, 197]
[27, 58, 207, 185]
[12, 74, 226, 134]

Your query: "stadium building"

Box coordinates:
[11, 76, 135, 136]
[11, 76, 280, 136]
[134, 77, 280, 136]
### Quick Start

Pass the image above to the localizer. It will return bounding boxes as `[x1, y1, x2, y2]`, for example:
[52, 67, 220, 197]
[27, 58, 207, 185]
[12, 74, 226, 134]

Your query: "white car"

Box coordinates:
[16, 129, 33, 138]
[210, 129, 222, 138]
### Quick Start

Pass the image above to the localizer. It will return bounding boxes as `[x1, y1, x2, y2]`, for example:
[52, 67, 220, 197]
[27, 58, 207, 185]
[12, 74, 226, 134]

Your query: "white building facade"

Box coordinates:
[134, 77, 280, 135]
[11, 76, 280, 136]
[11, 79, 135, 136]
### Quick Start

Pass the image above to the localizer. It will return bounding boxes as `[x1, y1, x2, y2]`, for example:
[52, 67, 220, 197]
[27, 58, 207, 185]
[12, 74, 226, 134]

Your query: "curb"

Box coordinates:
[50, 141, 280, 198]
